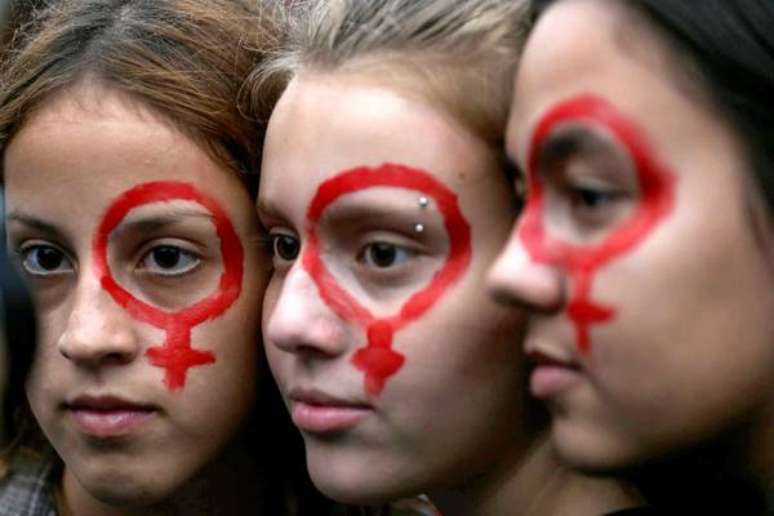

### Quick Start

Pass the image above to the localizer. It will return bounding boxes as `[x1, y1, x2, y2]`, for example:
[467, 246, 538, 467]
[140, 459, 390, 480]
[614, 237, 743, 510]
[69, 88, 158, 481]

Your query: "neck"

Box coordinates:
[628, 410, 774, 514]
[59, 442, 267, 516]
[430, 437, 637, 516]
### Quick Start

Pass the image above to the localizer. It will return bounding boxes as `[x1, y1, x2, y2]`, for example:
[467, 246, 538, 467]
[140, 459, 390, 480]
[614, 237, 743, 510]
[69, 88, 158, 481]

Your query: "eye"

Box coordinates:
[570, 185, 620, 210]
[18, 244, 74, 276]
[269, 232, 300, 263]
[361, 242, 412, 269]
[139, 245, 200, 276]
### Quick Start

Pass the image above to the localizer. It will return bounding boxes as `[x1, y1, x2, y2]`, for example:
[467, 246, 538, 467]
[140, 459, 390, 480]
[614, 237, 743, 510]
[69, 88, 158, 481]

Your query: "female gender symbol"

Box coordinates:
[303, 163, 472, 396]
[519, 94, 675, 352]
[93, 181, 244, 391]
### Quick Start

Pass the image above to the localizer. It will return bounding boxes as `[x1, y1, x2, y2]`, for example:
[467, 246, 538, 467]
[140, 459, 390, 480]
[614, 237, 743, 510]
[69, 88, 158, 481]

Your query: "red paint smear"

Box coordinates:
[302, 164, 472, 395]
[93, 181, 244, 390]
[519, 94, 675, 352]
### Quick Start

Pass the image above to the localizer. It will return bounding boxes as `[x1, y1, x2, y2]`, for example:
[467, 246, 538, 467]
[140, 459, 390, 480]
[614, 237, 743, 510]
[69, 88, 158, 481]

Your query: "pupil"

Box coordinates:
[370, 243, 396, 267]
[153, 246, 181, 269]
[276, 235, 299, 260]
[38, 247, 63, 270]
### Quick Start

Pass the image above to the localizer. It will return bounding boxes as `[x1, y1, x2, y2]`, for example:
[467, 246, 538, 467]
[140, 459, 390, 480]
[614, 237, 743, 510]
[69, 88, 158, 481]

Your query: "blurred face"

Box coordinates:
[488, 0, 774, 472]
[259, 72, 525, 503]
[4, 85, 265, 506]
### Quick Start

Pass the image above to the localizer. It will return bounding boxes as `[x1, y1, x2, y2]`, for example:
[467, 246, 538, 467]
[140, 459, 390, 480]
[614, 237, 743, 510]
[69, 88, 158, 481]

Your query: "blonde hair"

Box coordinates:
[248, 0, 531, 147]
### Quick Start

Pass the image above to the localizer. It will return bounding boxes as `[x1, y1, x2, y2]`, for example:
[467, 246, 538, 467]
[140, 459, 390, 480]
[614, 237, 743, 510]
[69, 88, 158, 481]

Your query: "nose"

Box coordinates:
[58, 274, 140, 367]
[487, 228, 565, 312]
[264, 265, 349, 358]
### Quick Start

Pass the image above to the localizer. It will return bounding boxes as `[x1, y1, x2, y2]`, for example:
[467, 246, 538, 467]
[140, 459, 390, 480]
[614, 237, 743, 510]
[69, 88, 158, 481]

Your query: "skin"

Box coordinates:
[259, 71, 635, 515]
[488, 0, 774, 477]
[4, 83, 266, 514]
[258, 70, 530, 507]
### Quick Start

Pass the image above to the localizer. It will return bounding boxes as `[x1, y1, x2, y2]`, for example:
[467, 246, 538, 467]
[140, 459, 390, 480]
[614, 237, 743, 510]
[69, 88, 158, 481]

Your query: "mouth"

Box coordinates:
[288, 388, 373, 434]
[65, 395, 158, 438]
[526, 349, 583, 399]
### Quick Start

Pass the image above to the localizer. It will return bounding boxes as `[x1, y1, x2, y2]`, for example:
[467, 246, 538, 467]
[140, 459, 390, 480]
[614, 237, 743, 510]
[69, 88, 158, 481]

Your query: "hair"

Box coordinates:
[0, 2, 342, 513]
[534, 0, 774, 210]
[0, 0, 279, 188]
[248, 0, 531, 150]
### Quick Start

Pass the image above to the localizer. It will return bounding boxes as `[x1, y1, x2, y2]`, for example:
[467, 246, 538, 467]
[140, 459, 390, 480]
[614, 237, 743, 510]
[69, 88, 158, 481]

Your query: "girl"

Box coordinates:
[251, 0, 636, 514]
[489, 0, 774, 512]
[0, 0, 329, 514]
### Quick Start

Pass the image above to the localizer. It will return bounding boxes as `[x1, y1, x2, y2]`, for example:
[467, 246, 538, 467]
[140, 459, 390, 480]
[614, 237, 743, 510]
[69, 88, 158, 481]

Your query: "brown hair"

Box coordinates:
[0, 0, 277, 182]
[247, 0, 531, 149]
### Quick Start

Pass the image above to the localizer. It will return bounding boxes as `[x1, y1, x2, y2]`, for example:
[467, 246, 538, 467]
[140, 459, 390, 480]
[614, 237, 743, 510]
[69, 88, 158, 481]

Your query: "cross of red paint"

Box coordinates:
[93, 181, 244, 390]
[519, 94, 675, 352]
[303, 164, 472, 395]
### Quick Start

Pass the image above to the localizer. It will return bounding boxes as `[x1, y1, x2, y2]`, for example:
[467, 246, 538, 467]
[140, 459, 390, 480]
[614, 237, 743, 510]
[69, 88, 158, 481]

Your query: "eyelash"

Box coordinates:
[136, 244, 202, 277]
[17, 242, 74, 277]
[357, 241, 414, 270]
[266, 230, 417, 273]
[267, 231, 301, 267]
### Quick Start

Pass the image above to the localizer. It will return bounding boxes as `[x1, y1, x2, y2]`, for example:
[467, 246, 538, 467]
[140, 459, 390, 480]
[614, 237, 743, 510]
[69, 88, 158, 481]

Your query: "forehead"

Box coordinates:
[259, 71, 496, 218]
[508, 0, 698, 158]
[6, 86, 230, 199]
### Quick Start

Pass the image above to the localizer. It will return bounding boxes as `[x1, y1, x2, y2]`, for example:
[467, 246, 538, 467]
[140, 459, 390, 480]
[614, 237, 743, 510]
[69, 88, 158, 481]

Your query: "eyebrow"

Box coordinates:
[537, 125, 623, 169]
[6, 212, 71, 242]
[321, 197, 438, 232]
[110, 208, 215, 238]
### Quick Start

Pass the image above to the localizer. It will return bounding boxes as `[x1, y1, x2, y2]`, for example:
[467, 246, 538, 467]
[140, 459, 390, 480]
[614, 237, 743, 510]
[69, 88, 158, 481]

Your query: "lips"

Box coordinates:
[526, 349, 583, 399]
[288, 388, 372, 434]
[66, 395, 157, 438]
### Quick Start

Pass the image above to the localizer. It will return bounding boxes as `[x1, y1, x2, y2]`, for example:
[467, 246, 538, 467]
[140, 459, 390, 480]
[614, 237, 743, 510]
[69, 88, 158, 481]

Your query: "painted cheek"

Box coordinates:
[518, 94, 675, 352]
[302, 164, 472, 396]
[93, 181, 244, 391]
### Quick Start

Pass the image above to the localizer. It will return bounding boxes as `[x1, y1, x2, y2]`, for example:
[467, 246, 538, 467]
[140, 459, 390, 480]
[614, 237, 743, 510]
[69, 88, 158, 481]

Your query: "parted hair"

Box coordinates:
[248, 0, 531, 148]
[0, 0, 277, 180]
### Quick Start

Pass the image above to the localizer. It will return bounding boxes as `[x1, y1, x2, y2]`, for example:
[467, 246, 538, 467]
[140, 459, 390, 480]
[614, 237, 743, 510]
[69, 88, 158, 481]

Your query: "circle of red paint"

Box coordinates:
[92, 181, 244, 390]
[302, 164, 472, 395]
[518, 94, 675, 352]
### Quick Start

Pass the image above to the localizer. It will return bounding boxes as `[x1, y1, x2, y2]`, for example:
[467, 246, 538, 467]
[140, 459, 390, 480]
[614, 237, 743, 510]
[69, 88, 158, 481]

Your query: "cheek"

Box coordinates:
[261, 276, 282, 329]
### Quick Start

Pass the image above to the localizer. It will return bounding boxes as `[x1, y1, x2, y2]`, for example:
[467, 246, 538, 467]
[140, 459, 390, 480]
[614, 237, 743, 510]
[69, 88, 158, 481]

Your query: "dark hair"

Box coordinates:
[533, 0, 774, 208]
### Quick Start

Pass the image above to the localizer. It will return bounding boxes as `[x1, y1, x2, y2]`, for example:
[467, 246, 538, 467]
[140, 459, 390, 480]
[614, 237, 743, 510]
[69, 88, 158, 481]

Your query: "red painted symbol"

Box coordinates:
[303, 164, 472, 395]
[519, 94, 675, 352]
[93, 181, 244, 390]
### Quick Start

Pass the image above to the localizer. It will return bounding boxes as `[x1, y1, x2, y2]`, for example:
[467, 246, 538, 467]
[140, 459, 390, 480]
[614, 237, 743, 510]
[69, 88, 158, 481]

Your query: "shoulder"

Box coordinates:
[0, 445, 59, 516]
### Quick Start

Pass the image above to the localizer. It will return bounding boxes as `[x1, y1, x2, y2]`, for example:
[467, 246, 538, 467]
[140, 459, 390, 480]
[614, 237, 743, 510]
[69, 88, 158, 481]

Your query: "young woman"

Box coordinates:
[0, 1, 331, 514]
[251, 0, 637, 514]
[488, 0, 774, 512]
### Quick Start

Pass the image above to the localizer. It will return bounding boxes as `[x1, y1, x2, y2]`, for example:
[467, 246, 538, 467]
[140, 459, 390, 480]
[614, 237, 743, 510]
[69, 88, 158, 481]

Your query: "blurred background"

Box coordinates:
[0, 0, 38, 444]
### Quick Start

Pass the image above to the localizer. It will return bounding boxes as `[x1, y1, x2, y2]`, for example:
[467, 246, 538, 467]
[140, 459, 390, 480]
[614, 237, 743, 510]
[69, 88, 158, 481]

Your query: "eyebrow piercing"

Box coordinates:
[414, 223, 424, 233]
[418, 196, 429, 209]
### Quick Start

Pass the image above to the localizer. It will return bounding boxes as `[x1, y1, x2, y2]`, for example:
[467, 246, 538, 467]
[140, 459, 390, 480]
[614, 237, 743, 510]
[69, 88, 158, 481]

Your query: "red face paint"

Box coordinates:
[93, 181, 244, 390]
[519, 94, 675, 352]
[303, 164, 471, 395]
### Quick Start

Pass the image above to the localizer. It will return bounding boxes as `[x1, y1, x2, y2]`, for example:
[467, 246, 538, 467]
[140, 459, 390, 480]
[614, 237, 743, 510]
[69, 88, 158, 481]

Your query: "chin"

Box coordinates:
[305, 444, 415, 505]
[87, 481, 166, 508]
[550, 418, 648, 476]
[75, 463, 182, 509]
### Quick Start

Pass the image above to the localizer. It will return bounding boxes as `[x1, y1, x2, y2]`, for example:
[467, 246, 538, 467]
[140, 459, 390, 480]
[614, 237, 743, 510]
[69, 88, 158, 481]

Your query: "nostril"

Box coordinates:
[490, 286, 523, 307]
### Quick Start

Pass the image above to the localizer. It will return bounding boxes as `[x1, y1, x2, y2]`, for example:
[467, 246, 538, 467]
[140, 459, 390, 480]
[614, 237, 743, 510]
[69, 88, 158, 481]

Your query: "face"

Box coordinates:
[488, 0, 774, 472]
[4, 85, 266, 505]
[259, 72, 526, 503]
